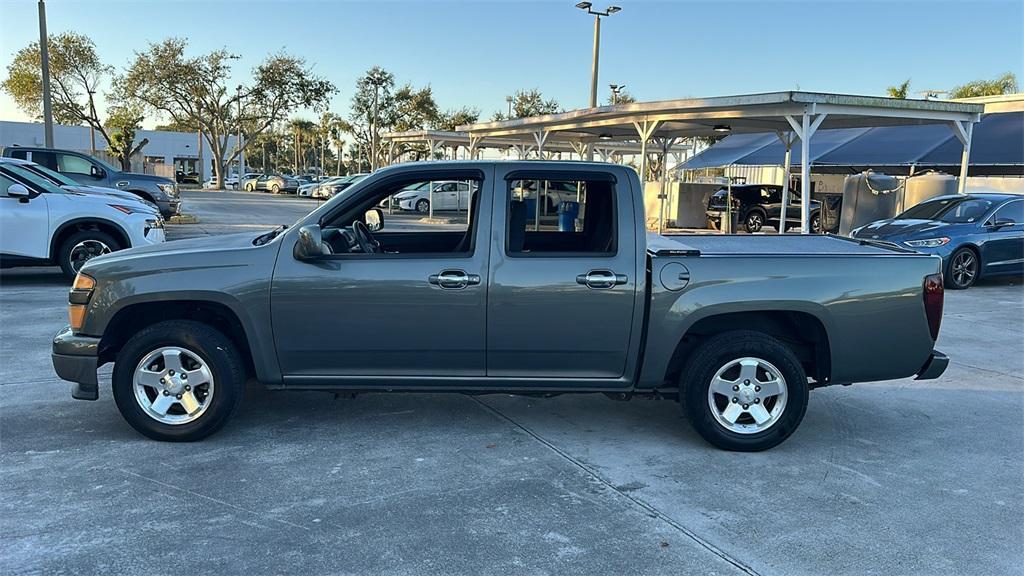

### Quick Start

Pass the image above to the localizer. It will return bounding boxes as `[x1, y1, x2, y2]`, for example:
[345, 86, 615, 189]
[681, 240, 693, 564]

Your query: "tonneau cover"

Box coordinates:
[652, 233, 914, 256]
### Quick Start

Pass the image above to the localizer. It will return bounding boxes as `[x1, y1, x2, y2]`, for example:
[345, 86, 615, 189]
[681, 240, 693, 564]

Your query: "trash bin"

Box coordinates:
[558, 201, 580, 232]
[522, 198, 537, 220]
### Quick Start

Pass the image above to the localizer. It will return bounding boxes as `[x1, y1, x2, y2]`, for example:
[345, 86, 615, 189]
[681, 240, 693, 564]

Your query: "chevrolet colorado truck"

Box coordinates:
[52, 161, 948, 451]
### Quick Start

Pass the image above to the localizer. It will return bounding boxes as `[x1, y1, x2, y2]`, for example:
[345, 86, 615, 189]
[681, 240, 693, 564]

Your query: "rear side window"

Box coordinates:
[30, 151, 58, 171]
[7, 149, 28, 160]
[506, 178, 616, 256]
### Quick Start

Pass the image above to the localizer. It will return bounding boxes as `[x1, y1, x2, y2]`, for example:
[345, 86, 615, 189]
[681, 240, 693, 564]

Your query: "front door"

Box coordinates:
[486, 168, 639, 380]
[271, 169, 493, 380]
[0, 171, 49, 259]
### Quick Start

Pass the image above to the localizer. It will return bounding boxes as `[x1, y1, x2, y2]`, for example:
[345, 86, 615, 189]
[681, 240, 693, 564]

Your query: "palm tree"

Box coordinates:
[887, 79, 911, 99]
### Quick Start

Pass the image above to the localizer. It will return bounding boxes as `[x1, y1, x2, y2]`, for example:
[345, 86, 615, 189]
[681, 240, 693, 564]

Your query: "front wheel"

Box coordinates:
[58, 229, 119, 280]
[111, 320, 245, 441]
[946, 247, 979, 289]
[416, 199, 430, 213]
[246, 183, 255, 192]
[681, 330, 808, 451]
[744, 211, 764, 233]
[810, 212, 822, 234]
[270, 184, 281, 194]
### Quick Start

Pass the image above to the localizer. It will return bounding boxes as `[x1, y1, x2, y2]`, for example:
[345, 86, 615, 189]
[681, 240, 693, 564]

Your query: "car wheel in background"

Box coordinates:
[232, 183, 239, 190]
[416, 199, 430, 213]
[112, 320, 245, 442]
[271, 184, 281, 194]
[58, 229, 120, 280]
[811, 212, 822, 233]
[246, 183, 255, 192]
[946, 246, 979, 290]
[681, 330, 809, 451]
[744, 211, 764, 233]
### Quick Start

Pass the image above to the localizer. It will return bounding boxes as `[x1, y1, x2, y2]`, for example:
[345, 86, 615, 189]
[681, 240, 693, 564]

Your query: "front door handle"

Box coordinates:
[428, 269, 481, 290]
[576, 270, 628, 289]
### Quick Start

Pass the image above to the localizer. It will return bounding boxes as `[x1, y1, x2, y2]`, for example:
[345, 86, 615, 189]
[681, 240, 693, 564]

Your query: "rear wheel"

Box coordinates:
[111, 320, 245, 441]
[810, 212, 822, 233]
[57, 229, 119, 280]
[681, 330, 808, 451]
[246, 183, 255, 192]
[946, 247, 979, 289]
[744, 211, 765, 233]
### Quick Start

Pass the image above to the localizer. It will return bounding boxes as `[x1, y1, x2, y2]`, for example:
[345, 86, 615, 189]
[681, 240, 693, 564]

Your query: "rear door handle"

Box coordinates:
[576, 269, 628, 289]
[428, 269, 481, 290]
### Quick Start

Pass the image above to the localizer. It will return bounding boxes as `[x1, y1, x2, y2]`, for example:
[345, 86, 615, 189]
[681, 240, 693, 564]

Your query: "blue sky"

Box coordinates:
[1, 0, 1021, 127]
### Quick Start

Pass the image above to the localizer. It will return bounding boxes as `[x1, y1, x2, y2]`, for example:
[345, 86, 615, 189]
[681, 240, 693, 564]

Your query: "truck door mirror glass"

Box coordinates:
[6, 183, 31, 198]
[364, 208, 383, 232]
[90, 165, 105, 179]
[294, 224, 326, 261]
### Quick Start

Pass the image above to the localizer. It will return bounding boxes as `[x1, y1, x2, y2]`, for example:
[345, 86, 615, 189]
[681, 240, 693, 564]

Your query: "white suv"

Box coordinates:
[0, 158, 166, 280]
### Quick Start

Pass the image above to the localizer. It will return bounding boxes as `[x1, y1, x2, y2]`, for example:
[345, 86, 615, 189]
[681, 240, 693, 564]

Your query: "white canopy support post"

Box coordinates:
[427, 138, 445, 161]
[532, 130, 550, 160]
[775, 130, 795, 234]
[950, 120, 974, 194]
[786, 111, 827, 233]
[633, 120, 661, 185]
[386, 141, 396, 166]
[468, 135, 482, 160]
[657, 137, 679, 233]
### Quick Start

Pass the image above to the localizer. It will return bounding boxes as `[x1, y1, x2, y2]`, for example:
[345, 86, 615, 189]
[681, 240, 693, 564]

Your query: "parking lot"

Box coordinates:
[2, 190, 1022, 575]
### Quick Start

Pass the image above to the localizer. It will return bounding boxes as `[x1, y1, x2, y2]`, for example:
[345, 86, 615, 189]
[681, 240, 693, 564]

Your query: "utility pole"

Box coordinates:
[506, 95, 514, 118]
[87, 89, 97, 154]
[371, 84, 380, 171]
[575, 3, 621, 108]
[38, 0, 54, 147]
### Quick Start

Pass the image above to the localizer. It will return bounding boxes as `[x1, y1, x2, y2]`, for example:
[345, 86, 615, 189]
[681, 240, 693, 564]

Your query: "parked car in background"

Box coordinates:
[208, 172, 261, 190]
[314, 173, 367, 198]
[851, 193, 1024, 289]
[52, 161, 949, 451]
[394, 180, 476, 212]
[1, 146, 181, 218]
[175, 170, 200, 185]
[245, 173, 299, 194]
[706, 185, 822, 233]
[12, 157, 161, 212]
[0, 157, 164, 279]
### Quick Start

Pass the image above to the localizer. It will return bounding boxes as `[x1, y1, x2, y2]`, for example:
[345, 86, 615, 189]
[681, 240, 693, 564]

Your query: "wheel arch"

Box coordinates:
[49, 217, 132, 259]
[663, 309, 832, 389]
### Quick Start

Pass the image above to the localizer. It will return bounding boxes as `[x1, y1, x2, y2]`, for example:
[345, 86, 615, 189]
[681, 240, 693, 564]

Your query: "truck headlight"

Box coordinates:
[157, 183, 177, 196]
[904, 237, 950, 248]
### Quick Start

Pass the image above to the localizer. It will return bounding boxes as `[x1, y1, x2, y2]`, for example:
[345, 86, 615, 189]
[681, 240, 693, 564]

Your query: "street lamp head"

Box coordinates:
[607, 5, 621, 13]
[575, 2, 592, 9]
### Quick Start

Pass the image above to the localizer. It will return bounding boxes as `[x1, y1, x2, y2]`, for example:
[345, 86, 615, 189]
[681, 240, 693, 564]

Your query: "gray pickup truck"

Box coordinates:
[52, 161, 948, 451]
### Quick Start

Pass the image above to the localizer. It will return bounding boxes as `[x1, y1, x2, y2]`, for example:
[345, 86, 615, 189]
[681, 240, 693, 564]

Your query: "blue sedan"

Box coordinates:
[851, 193, 1024, 289]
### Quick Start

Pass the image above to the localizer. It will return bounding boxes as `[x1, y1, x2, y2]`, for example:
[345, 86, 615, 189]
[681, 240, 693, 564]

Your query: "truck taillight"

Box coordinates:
[923, 273, 944, 341]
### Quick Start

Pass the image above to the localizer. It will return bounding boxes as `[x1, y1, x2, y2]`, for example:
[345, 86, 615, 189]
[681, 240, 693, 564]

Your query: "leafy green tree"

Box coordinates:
[887, 79, 911, 99]
[105, 106, 149, 170]
[3, 32, 115, 142]
[949, 72, 1018, 98]
[607, 89, 636, 105]
[116, 38, 335, 188]
[491, 89, 561, 121]
[433, 107, 480, 131]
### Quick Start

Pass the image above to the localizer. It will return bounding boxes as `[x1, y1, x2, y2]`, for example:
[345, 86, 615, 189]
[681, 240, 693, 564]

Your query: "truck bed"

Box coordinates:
[650, 233, 911, 256]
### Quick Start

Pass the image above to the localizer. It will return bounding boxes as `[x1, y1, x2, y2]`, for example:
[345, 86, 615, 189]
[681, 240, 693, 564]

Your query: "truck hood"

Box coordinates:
[82, 230, 267, 272]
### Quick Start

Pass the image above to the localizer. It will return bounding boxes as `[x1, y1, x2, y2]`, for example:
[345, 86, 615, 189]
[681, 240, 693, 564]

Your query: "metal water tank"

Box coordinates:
[903, 171, 957, 211]
[839, 171, 902, 236]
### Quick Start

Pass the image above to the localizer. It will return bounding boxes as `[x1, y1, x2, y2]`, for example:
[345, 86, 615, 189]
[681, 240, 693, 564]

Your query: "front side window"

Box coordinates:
[2, 164, 64, 194]
[56, 154, 95, 176]
[990, 200, 1024, 224]
[506, 178, 615, 255]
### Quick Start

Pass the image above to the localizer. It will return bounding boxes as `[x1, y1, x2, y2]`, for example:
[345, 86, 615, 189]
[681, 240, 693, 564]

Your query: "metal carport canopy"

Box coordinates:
[459, 91, 983, 233]
[380, 129, 647, 162]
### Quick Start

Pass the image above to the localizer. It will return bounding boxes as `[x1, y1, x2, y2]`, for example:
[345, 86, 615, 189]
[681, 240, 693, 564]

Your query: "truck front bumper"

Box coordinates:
[52, 326, 101, 400]
[914, 350, 949, 380]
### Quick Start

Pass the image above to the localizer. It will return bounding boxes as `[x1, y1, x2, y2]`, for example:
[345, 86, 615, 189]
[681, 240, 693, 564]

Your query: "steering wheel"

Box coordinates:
[351, 220, 382, 254]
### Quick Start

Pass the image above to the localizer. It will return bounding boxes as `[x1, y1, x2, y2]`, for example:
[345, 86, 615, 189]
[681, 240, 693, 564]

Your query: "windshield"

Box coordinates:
[898, 197, 995, 223]
[25, 163, 78, 186]
[3, 164, 66, 194]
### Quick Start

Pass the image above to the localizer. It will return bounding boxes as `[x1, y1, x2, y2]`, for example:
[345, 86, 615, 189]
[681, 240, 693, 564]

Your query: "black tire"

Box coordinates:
[681, 330, 809, 452]
[57, 229, 120, 280]
[810, 212, 822, 234]
[271, 184, 281, 194]
[946, 246, 979, 289]
[744, 210, 765, 233]
[111, 320, 245, 442]
[416, 199, 430, 213]
[246, 183, 255, 192]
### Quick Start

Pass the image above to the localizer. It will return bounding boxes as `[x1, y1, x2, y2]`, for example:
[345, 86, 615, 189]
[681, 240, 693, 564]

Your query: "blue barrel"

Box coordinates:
[558, 201, 580, 231]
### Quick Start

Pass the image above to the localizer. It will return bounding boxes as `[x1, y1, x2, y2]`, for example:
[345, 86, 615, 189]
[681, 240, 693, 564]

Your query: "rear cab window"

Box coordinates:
[505, 175, 617, 256]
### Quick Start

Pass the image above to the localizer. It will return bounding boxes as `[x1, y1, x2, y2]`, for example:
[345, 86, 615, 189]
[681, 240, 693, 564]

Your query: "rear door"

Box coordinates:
[486, 167, 639, 381]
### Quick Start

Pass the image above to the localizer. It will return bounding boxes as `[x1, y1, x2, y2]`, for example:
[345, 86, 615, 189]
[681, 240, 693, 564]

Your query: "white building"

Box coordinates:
[0, 120, 239, 180]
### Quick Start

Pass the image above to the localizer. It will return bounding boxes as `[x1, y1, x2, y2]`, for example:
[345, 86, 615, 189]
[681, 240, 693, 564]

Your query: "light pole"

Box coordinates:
[609, 83, 625, 105]
[575, 2, 621, 108]
[506, 95, 514, 118]
[37, 0, 54, 147]
[236, 85, 245, 177]
[367, 72, 387, 171]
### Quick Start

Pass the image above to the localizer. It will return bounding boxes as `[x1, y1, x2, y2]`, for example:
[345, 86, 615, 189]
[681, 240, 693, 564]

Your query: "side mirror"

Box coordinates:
[90, 165, 105, 179]
[294, 224, 326, 261]
[6, 183, 31, 199]
[365, 208, 384, 232]
[989, 217, 1016, 229]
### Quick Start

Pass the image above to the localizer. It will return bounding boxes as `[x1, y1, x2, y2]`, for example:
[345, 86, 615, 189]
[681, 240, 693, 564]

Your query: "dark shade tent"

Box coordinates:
[678, 112, 1023, 176]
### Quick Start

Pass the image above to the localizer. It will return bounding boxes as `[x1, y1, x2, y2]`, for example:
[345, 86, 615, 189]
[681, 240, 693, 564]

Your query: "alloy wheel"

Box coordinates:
[133, 346, 215, 425]
[951, 250, 978, 288]
[69, 240, 111, 274]
[707, 357, 788, 434]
